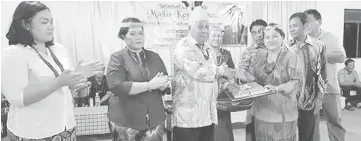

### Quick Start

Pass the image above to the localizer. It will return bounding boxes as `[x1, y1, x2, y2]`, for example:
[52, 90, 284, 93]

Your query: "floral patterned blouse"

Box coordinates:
[172, 36, 219, 128]
[249, 49, 303, 122]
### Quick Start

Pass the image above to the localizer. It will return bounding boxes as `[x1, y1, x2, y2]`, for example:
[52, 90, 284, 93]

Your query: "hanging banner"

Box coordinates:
[134, 1, 248, 48]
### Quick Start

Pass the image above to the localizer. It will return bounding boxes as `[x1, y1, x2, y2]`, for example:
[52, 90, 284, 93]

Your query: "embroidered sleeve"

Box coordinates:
[319, 43, 327, 82]
[315, 43, 327, 100]
[238, 48, 252, 71]
[278, 53, 304, 95]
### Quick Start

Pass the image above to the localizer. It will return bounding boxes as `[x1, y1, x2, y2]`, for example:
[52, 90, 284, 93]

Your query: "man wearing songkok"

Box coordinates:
[171, 7, 235, 141]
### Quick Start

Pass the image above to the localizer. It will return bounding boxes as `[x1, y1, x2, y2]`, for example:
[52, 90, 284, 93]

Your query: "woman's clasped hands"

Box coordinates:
[148, 72, 172, 91]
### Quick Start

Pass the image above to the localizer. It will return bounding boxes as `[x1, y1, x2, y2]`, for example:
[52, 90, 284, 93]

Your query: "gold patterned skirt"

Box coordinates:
[8, 128, 75, 141]
[254, 119, 297, 141]
[108, 121, 164, 141]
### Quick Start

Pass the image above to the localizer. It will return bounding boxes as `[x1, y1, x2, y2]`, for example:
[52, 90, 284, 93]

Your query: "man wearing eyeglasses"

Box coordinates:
[305, 9, 346, 141]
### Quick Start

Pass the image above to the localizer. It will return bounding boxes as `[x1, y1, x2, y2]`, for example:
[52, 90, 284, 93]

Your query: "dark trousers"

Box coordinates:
[173, 124, 214, 141]
[1, 114, 7, 137]
[215, 110, 234, 141]
[341, 86, 361, 105]
[245, 115, 256, 141]
[298, 109, 319, 141]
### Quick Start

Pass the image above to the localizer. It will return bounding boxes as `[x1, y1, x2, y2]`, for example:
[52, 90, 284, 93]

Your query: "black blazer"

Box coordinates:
[106, 48, 168, 130]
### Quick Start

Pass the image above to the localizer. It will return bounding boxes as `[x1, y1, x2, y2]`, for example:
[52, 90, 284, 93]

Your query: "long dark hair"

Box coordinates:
[6, 1, 54, 47]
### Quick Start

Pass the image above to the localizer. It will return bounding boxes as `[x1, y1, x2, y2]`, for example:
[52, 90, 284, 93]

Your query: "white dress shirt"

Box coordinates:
[1, 43, 76, 139]
[316, 30, 346, 94]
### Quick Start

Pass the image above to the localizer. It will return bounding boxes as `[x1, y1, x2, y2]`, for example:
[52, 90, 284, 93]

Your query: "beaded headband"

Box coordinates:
[120, 22, 145, 28]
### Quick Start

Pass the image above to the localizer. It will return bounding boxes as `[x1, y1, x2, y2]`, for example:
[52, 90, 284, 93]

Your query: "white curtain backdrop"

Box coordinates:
[1, 1, 135, 69]
[1, 1, 321, 124]
[1, 1, 317, 73]
[1, 1, 247, 74]
[259, 1, 318, 40]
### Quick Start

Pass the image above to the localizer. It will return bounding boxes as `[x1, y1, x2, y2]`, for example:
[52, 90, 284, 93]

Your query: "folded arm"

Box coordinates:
[339, 70, 361, 87]
[324, 34, 346, 64]
[327, 51, 346, 64]
[338, 74, 355, 87]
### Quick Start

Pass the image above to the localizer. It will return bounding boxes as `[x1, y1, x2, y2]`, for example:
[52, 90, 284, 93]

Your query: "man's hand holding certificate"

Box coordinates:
[224, 82, 273, 101]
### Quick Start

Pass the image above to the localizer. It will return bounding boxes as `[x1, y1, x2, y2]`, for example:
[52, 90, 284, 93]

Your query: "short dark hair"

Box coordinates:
[289, 12, 308, 25]
[304, 9, 322, 20]
[118, 17, 142, 40]
[249, 19, 267, 32]
[345, 58, 355, 66]
[267, 23, 285, 39]
[6, 1, 53, 47]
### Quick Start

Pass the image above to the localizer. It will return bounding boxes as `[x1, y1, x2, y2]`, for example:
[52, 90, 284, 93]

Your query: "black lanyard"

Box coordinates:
[31, 46, 64, 77]
[129, 49, 150, 80]
[196, 44, 209, 60]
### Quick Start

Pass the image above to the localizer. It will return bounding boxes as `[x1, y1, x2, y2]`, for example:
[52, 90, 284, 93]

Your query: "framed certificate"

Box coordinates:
[224, 82, 274, 101]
